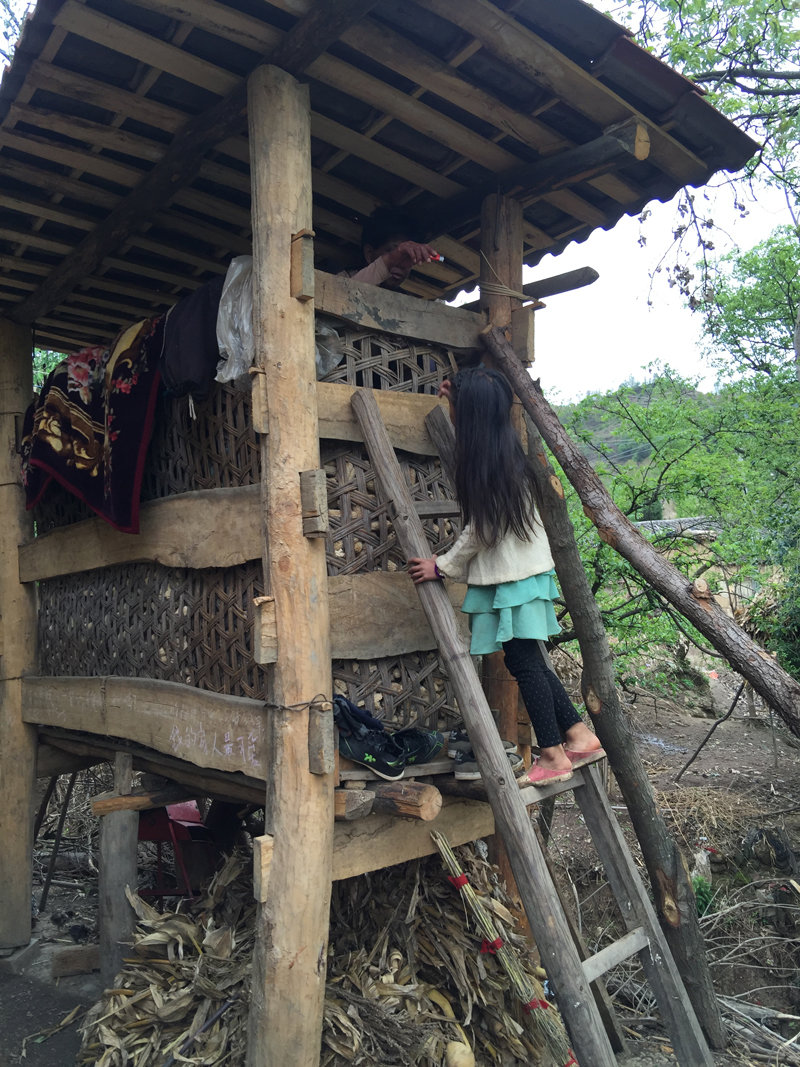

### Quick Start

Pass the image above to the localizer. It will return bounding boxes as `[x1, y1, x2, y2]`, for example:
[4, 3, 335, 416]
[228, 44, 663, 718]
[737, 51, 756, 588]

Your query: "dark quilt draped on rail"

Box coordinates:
[21, 317, 163, 534]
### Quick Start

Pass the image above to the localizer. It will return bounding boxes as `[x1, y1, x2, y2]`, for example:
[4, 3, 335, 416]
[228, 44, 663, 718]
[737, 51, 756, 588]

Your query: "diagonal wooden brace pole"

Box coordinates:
[350, 387, 617, 1067]
[481, 325, 800, 736]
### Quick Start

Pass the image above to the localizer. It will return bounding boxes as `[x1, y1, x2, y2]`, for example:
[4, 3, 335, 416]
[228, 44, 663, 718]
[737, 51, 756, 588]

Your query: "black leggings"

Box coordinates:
[503, 638, 582, 749]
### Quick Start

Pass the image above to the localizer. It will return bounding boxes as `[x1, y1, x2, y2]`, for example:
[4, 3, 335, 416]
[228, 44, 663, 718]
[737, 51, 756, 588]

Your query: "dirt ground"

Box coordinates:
[3, 667, 800, 1066]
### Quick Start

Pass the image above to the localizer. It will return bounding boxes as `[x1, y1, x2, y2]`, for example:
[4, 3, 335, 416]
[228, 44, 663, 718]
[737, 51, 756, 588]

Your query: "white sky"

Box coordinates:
[505, 182, 790, 403]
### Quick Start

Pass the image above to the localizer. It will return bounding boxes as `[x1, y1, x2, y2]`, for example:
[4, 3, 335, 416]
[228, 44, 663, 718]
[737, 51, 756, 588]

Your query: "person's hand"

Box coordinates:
[382, 241, 440, 282]
[408, 555, 440, 584]
[437, 379, 452, 400]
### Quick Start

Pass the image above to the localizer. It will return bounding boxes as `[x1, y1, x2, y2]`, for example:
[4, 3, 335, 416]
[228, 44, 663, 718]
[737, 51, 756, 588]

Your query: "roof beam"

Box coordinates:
[9, 0, 381, 326]
[419, 118, 650, 240]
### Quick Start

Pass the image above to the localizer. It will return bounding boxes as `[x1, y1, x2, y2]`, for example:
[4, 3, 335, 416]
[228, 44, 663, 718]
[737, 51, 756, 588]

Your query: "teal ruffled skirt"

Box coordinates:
[462, 570, 560, 655]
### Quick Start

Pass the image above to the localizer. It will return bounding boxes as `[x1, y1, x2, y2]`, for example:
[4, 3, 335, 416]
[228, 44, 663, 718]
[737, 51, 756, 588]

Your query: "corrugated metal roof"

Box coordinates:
[0, 0, 758, 352]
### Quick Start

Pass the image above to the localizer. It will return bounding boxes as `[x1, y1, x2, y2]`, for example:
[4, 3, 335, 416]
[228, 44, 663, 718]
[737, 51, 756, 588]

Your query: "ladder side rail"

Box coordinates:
[351, 387, 618, 1067]
[575, 766, 714, 1067]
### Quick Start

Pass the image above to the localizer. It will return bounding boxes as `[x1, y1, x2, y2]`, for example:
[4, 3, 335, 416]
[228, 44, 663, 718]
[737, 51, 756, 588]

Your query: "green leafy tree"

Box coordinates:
[702, 225, 800, 378]
[1, 1, 28, 65]
[560, 365, 800, 682]
[616, 0, 800, 190]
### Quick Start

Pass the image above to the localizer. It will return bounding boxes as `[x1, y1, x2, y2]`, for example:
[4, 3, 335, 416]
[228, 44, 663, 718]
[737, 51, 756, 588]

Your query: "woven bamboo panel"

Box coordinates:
[34, 322, 465, 727]
[320, 319, 454, 394]
[324, 443, 458, 575]
[333, 653, 459, 732]
[38, 561, 268, 701]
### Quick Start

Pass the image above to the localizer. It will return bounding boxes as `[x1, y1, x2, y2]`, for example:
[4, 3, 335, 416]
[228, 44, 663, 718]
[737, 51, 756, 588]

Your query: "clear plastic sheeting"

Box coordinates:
[216, 256, 254, 382]
[216, 256, 344, 381]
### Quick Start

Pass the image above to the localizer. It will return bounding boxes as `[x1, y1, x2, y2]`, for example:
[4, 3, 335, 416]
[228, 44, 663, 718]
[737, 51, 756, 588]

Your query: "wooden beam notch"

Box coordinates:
[290, 229, 315, 301]
[308, 700, 335, 775]
[299, 468, 328, 537]
[253, 595, 278, 665]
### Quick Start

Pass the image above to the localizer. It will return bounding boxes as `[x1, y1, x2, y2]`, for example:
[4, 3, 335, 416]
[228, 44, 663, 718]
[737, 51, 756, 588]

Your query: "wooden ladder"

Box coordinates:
[350, 388, 713, 1067]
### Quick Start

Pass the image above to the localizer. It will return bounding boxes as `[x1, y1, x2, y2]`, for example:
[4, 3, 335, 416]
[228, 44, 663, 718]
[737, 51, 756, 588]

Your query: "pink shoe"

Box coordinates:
[518, 761, 573, 787]
[564, 747, 606, 769]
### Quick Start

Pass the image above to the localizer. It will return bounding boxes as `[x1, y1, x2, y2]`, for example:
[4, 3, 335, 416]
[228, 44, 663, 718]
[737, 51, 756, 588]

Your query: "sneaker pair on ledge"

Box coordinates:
[334, 696, 444, 781]
[447, 728, 523, 781]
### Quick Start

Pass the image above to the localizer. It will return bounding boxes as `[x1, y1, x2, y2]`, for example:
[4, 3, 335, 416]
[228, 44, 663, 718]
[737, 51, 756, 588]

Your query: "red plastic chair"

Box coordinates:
[137, 801, 214, 899]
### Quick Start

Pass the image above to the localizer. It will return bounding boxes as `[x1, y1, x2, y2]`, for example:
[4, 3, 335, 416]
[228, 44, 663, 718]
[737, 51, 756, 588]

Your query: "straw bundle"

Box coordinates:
[431, 830, 574, 1067]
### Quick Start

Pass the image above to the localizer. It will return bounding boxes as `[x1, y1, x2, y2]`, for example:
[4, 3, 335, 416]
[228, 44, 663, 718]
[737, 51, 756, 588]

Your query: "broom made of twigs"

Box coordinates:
[430, 829, 575, 1067]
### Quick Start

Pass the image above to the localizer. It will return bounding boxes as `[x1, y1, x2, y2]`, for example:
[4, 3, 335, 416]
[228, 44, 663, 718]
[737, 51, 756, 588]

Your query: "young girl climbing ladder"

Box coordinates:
[408, 365, 604, 787]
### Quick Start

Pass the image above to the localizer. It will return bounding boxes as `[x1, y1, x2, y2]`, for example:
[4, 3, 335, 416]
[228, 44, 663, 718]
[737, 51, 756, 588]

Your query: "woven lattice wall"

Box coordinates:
[35, 323, 463, 728]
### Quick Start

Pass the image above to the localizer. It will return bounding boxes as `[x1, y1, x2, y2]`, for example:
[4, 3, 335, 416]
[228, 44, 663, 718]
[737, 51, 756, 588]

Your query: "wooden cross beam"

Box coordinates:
[9, 0, 382, 327]
[420, 119, 651, 242]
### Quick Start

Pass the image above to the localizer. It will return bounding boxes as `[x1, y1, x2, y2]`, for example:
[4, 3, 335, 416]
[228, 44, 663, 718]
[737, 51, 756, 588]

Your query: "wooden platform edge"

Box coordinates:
[332, 795, 494, 880]
[314, 270, 485, 349]
[23, 676, 269, 778]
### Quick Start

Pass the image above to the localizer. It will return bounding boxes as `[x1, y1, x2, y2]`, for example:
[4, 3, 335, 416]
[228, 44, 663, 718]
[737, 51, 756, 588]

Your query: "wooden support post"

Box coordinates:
[352, 388, 617, 1066]
[0, 318, 37, 950]
[247, 65, 334, 1067]
[98, 752, 138, 987]
[479, 194, 525, 901]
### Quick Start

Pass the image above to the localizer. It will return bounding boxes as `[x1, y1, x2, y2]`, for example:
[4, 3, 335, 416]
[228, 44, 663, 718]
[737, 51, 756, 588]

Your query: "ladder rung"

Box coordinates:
[582, 927, 651, 984]
[518, 768, 585, 807]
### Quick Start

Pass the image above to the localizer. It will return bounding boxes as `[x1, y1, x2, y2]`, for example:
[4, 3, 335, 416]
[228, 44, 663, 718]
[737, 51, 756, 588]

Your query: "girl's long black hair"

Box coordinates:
[450, 365, 540, 547]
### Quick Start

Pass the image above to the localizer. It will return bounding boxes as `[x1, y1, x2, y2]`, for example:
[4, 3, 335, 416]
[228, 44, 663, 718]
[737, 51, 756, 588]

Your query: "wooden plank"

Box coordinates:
[332, 796, 494, 880]
[421, 120, 650, 239]
[39, 728, 265, 805]
[351, 387, 618, 1065]
[582, 927, 651, 985]
[438, 771, 581, 806]
[25, 58, 188, 132]
[91, 783, 196, 816]
[329, 571, 468, 659]
[53, 2, 238, 96]
[36, 744, 99, 779]
[22, 676, 268, 779]
[0, 319, 37, 951]
[422, 0, 709, 186]
[460, 266, 599, 312]
[337, 755, 454, 781]
[18, 486, 263, 581]
[246, 64, 335, 1067]
[314, 271, 484, 349]
[252, 834, 274, 903]
[98, 752, 138, 986]
[339, 17, 570, 156]
[299, 467, 327, 536]
[310, 113, 462, 200]
[318, 382, 447, 455]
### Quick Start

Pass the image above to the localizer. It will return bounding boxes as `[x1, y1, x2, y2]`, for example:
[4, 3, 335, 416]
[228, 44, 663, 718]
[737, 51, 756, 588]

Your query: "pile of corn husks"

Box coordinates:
[80, 845, 560, 1065]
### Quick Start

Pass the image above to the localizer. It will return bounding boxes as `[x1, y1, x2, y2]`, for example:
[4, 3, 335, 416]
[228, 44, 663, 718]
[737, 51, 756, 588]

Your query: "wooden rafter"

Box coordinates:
[9, 0, 383, 326]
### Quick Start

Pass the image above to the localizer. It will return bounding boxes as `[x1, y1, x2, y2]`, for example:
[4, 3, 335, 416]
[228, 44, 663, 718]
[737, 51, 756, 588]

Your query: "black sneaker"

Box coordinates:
[392, 728, 444, 766]
[338, 729, 406, 780]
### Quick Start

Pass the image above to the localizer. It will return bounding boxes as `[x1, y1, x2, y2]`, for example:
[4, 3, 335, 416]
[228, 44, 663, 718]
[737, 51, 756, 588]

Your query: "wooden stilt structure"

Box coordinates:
[99, 752, 138, 986]
[477, 193, 528, 906]
[0, 319, 37, 951]
[246, 65, 334, 1067]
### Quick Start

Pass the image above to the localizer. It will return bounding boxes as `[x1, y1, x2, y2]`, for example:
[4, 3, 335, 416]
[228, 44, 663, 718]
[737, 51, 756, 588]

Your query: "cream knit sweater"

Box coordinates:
[434, 517, 554, 586]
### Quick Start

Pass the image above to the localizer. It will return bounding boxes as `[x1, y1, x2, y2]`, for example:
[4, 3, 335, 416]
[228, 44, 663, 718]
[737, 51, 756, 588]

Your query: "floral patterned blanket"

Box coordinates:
[21, 317, 163, 533]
